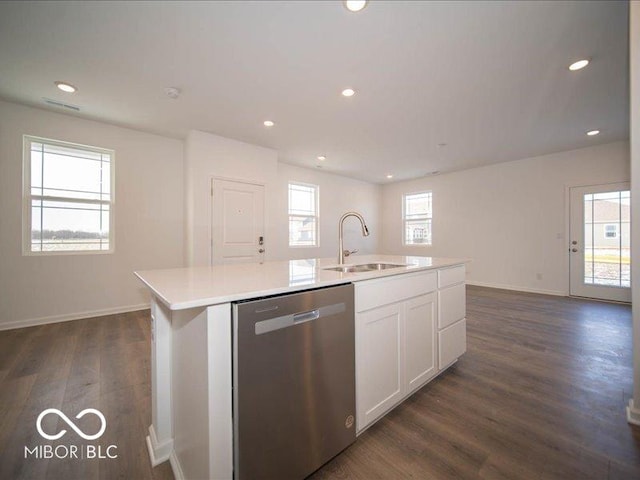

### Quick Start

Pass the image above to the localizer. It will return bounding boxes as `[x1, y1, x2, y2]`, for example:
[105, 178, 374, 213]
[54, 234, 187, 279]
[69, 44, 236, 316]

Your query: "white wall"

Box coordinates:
[380, 141, 630, 295]
[1, 104, 630, 329]
[273, 163, 380, 261]
[0, 100, 184, 329]
[184, 130, 381, 266]
[184, 130, 278, 266]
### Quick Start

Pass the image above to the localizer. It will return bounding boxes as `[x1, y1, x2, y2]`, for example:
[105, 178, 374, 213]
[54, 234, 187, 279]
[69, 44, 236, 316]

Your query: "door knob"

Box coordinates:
[258, 248, 265, 253]
[571, 248, 578, 253]
[571, 240, 577, 245]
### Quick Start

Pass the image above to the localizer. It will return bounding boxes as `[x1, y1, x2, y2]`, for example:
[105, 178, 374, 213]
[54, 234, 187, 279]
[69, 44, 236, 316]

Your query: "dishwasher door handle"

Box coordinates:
[254, 302, 346, 335]
[293, 309, 320, 324]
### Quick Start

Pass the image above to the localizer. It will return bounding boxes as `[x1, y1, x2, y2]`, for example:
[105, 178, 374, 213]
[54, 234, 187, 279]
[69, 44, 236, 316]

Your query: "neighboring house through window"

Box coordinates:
[605, 224, 619, 239]
[23, 136, 114, 254]
[403, 191, 432, 245]
[288, 182, 318, 247]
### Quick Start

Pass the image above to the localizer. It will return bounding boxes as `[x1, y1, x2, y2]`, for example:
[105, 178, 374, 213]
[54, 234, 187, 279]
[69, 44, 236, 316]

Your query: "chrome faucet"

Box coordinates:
[338, 212, 370, 265]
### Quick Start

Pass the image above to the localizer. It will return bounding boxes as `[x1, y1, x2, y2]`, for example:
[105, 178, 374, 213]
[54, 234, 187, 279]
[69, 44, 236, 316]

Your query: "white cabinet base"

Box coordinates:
[355, 266, 466, 434]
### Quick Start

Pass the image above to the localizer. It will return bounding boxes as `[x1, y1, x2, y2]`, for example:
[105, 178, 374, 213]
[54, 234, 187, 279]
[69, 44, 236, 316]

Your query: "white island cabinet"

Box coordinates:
[135, 255, 467, 480]
[355, 266, 466, 432]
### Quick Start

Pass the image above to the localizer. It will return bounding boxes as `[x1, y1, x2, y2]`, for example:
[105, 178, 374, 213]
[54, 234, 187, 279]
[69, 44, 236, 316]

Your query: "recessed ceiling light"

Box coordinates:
[586, 129, 600, 136]
[263, 120, 275, 127]
[341, 88, 355, 97]
[317, 155, 326, 161]
[569, 59, 589, 71]
[344, 0, 368, 12]
[55, 81, 77, 93]
[386, 174, 393, 179]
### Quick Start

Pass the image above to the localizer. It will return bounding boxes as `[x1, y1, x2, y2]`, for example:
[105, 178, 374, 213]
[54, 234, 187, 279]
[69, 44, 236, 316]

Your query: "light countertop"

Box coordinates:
[135, 254, 468, 310]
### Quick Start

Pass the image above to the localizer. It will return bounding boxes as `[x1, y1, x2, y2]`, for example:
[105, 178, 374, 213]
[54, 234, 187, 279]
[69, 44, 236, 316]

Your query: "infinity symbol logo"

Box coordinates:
[36, 408, 107, 441]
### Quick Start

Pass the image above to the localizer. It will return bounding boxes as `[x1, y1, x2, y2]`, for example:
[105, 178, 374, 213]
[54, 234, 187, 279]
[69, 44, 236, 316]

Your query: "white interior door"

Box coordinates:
[569, 182, 631, 302]
[211, 178, 265, 265]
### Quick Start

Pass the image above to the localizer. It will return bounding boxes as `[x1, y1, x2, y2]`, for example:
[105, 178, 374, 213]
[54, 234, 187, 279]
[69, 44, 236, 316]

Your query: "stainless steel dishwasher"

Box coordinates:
[232, 283, 356, 480]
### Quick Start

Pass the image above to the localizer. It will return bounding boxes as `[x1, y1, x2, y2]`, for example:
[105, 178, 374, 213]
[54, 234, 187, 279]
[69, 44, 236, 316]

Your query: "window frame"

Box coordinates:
[22, 135, 116, 256]
[402, 190, 433, 246]
[288, 181, 319, 248]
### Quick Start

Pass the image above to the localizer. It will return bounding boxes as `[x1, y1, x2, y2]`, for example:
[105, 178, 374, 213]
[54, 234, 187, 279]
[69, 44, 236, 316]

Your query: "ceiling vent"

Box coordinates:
[42, 97, 80, 111]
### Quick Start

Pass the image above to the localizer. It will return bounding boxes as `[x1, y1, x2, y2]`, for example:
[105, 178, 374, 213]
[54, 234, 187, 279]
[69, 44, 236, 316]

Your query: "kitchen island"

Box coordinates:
[135, 255, 468, 480]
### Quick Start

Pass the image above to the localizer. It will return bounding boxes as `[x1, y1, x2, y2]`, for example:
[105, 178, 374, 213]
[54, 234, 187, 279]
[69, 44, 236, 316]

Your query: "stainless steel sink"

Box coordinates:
[323, 262, 407, 273]
[362, 262, 407, 271]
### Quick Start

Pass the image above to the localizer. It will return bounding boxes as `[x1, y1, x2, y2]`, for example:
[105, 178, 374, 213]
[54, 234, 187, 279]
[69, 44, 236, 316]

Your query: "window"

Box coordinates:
[288, 182, 318, 247]
[23, 136, 114, 254]
[604, 224, 618, 239]
[403, 191, 432, 245]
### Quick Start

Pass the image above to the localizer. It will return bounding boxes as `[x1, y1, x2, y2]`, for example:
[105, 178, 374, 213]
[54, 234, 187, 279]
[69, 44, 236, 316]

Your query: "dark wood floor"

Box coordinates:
[0, 286, 638, 479]
[312, 287, 640, 480]
[0, 310, 173, 480]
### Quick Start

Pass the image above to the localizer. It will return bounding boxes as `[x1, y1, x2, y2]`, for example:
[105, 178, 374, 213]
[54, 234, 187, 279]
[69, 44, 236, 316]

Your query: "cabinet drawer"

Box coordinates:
[355, 271, 437, 312]
[438, 283, 466, 329]
[438, 318, 466, 369]
[438, 265, 465, 288]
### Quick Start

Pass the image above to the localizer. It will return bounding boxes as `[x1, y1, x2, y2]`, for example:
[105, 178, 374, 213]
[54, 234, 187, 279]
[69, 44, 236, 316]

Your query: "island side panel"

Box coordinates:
[207, 304, 233, 480]
[169, 303, 234, 480]
[171, 306, 212, 479]
[147, 298, 174, 465]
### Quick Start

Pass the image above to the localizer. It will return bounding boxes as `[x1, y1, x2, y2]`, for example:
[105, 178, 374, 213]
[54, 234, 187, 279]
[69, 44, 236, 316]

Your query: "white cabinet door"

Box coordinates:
[356, 302, 403, 432]
[404, 293, 437, 395]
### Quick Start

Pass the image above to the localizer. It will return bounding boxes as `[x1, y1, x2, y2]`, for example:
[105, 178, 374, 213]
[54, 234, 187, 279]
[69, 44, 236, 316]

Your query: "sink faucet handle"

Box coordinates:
[343, 249, 358, 257]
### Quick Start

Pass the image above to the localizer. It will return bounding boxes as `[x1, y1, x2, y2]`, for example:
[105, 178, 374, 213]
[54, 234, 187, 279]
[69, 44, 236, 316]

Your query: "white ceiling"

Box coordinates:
[0, 1, 629, 183]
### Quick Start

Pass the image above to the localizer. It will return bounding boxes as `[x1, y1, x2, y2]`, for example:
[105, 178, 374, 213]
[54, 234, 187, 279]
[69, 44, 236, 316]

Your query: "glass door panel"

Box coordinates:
[570, 183, 631, 302]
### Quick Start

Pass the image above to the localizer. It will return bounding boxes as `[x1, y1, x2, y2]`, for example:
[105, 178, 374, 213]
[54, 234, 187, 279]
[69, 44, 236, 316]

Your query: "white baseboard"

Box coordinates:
[146, 425, 173, 467]
[627, 399, 640, 426]
[466, 280, 566, 297]
[169, 450, 185, 480]
[0, 303, 150, 331]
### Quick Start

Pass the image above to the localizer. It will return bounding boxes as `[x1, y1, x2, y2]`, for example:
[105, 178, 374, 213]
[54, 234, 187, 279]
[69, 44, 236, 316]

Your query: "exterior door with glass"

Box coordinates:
[569, 183, 631, 302]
